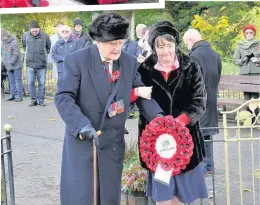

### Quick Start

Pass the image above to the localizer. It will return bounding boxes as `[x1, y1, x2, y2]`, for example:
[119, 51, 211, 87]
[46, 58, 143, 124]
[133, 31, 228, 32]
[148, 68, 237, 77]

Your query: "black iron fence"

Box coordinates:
[1, 124, 15, 205]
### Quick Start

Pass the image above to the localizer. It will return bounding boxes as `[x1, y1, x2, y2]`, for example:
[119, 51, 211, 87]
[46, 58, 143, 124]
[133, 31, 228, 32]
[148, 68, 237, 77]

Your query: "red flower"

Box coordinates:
[111, 70, 120, 82]
[1, 0, 49, 7]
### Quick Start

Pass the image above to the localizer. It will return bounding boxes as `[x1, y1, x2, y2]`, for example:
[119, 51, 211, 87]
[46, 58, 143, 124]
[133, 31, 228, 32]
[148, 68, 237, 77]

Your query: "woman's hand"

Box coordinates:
[137, 54, 145, 63]
[135, 86, 153, 100]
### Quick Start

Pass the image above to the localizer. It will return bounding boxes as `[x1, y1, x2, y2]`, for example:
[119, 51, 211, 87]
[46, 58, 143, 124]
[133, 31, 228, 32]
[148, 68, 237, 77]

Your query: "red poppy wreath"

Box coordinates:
[140, 115, 194, 176]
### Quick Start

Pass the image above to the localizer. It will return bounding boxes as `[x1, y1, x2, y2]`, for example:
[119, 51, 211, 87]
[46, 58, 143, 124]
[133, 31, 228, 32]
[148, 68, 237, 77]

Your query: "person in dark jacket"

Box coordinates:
[137, 21, 208, 204]
[52, 25, 79, 77]
[71, 18, 92, 49]
[122, 39, 142, 58]
[21, 20, 51, 107]
[184, 28, 222, 174]
[1, 29, 24, 102]
[55, 12, 163, 205]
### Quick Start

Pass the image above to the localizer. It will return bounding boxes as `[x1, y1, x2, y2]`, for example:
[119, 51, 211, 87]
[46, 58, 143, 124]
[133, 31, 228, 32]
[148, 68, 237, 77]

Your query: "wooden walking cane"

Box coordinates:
[93, 130, 102, 205]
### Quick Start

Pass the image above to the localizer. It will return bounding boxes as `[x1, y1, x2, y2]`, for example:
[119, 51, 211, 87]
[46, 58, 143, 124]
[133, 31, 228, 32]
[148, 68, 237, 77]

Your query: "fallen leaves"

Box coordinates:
[6, 115, 15, 119]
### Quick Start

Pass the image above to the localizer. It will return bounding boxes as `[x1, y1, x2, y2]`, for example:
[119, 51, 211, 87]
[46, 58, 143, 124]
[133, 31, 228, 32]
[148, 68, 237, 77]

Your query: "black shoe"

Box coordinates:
[4, 95, 15, 101]
[29, 101, 38, 106]
[39, 102, 46, 107]
[14, 97, 23, 102]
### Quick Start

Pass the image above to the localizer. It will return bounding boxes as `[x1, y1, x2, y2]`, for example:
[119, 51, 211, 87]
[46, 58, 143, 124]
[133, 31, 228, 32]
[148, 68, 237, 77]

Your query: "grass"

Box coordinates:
[222, 62, 239, 75]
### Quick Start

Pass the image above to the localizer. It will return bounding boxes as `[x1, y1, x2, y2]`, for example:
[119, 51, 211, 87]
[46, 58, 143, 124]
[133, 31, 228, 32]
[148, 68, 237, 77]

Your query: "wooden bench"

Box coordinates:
[218, 75, 260, 106]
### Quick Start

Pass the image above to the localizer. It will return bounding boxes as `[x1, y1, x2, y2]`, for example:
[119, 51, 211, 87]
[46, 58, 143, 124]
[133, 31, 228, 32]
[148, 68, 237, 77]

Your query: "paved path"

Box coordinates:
[1, 97, 259, 205]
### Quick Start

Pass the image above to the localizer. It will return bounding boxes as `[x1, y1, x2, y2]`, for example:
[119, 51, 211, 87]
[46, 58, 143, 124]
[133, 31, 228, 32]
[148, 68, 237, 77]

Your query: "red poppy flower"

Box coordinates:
[111, 70, 120, 82]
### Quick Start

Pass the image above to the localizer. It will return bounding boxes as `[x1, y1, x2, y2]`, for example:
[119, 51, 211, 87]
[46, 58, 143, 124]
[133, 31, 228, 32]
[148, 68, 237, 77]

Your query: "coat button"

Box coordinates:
[98, 108, 103, 113]
[112, 146, 116, 152]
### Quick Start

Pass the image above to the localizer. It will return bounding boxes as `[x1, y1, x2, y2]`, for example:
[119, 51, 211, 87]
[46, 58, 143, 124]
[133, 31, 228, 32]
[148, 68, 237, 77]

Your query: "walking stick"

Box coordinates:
[93, 130, 102, 205]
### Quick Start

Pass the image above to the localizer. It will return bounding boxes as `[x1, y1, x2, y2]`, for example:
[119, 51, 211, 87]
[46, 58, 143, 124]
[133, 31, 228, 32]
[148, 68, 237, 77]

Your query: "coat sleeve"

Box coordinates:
[10, 39, 20, 65]
[181, 62, 207, 126]
[45, 34, 51, 54]
[253, 42, 260, 57]
[233, 45, 242, 65]
[51, 42, 64, 63]
[132, 60, 164, 121]
[54, 53, 91, 138]
[21, 32, 27, 52]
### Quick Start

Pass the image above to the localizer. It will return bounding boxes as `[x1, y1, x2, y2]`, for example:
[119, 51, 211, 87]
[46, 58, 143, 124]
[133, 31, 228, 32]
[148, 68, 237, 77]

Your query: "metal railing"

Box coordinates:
[187, 98, 260, 205]
[1, 124, 15, 205]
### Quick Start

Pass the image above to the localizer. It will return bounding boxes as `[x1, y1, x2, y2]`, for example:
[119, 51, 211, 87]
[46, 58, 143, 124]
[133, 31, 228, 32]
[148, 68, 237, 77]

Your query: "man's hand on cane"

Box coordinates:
[79, 124, 99, 146]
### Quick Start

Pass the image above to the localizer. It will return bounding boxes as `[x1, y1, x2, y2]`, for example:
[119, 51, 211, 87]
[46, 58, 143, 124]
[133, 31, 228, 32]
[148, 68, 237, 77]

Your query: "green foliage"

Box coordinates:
[190, 2, 260, 60]
[122, 150, 147, 195]
[1, 2, 259, 61]
[222, 62, 239, 75]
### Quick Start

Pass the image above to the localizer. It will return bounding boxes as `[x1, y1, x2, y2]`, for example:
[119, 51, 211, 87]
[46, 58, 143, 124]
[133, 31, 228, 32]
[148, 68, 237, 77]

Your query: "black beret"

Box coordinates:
[148, 21, 179, 51]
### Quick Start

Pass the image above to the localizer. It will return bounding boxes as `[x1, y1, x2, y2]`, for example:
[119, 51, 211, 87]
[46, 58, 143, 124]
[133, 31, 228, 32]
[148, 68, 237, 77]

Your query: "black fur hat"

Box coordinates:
[148, 21, 179, 51]
[88, 12, 129, 42]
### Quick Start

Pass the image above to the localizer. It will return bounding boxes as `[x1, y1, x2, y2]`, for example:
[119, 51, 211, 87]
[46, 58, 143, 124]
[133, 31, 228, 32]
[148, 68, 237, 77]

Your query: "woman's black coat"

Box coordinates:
[138, 50, 207, 173]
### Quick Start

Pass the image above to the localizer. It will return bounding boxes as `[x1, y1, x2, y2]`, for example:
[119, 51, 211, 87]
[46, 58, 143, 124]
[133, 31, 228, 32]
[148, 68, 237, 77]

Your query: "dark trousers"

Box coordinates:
[203, 135, 214, 172]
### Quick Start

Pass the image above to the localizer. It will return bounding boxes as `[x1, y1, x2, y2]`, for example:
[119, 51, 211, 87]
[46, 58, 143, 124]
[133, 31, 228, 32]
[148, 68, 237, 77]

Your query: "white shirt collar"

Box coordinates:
[99, 52, 113, 65]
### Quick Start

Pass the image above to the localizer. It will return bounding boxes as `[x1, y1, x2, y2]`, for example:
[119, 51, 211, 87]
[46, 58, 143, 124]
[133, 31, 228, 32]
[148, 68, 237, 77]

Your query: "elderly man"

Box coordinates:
[52, 25, 79, 77]
[55, 12, 162, 205]
[49, 21, 63, 79]
[183, 28, 222, 175]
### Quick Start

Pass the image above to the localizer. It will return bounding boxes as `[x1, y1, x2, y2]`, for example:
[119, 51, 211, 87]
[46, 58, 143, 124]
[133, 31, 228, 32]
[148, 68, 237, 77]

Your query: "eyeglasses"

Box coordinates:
[61, 31, 69, 33]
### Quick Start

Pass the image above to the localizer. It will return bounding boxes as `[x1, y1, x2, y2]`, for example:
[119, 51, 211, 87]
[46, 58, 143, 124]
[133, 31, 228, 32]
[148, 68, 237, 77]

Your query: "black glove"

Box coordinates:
[79, 124, 99, 146]
[31, 0, 41, 6]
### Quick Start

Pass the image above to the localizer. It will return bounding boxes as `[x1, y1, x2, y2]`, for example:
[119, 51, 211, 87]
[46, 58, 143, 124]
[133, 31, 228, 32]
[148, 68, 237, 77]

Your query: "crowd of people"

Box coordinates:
[1, 11, 260, 205]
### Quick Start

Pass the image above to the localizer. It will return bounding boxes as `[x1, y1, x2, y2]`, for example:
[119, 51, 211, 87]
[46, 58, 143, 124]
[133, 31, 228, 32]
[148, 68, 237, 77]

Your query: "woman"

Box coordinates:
[233, 24, 260, 100]
[136, 21, 208, 204]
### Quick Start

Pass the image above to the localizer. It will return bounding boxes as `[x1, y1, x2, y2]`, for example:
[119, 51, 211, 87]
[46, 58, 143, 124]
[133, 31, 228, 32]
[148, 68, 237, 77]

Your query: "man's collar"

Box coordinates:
[99, 53, 113, 64]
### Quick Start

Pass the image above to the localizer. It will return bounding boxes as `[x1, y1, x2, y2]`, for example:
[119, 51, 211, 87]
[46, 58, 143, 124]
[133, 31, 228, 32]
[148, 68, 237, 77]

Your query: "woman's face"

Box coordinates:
[244, 29, 255, 41]
[155, 38, 176, 63]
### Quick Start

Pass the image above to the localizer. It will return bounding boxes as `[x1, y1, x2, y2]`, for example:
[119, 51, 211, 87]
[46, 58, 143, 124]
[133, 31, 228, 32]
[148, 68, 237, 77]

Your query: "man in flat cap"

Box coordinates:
[55, 12, 163, 205]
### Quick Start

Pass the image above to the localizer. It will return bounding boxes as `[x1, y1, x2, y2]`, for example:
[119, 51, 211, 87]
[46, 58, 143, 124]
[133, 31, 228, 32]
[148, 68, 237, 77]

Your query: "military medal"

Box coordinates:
[108, 99, 125, 117]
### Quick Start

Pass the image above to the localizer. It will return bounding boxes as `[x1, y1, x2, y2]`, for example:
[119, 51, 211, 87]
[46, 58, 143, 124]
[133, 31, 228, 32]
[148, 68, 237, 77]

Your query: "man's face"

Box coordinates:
[75, 25, 82, 32]
[30, 28, 40, 36]
[60, 26, 71, 39]
[96, 39, 124, 61]
[136, 27, 145, 39]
